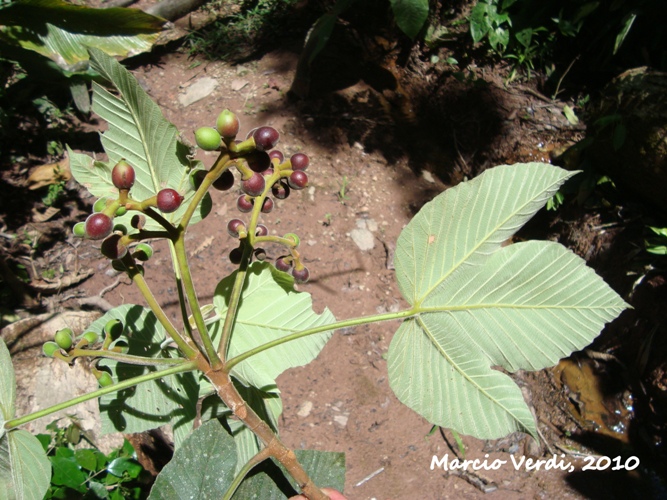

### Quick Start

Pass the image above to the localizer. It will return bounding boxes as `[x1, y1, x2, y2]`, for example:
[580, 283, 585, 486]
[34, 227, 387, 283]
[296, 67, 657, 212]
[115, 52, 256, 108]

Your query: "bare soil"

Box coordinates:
[4, 38, 666, 500]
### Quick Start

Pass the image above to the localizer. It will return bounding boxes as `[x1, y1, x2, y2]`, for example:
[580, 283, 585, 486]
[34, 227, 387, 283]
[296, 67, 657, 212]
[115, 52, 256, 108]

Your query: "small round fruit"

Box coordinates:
[236, 195, 254, 213]
[261, 197, 274, 213]
[131, 214, 146, 230]
[101, 234, 128, 260]
[113, 223, 128, 235]
[93, 197, 109, 213]
[156, 188, 184, 213]
[269, 150, 284, 164]
[97, 372, 113, 387]
[115, 206, 127, 217]
[190, 169, 207, 189]
[54, 328, 73, 350]
[104, 319, 123, 340]
[85, 213, 113, 240]
[292, 266, 310, 283]
[195, 127, 222, 151]
[227, 219, 246, 238]
[213, 169, 235, 191]
[112, 160, 136, 190]
[73, 222, 86, 238]
[82, 331, 99, 345]
[229, 246, 243, 264]
[254, 248, 267, 261]
[241, 173, 266, 197]
[288, 170, 308, 190]
[111, 260, 126, 272]
[271, 180, 290, 200]
[290, 153, 309, 171]
[247, 151, 271, 173]
[252, 126, 280, 151]
[216, 109, 240, 138]
[42, 341, 60, 357]
[284, 233, 300, 247]
[133, 243, 153, 261]
[255, 224, 269, 237]
[275, 256, 292, 272]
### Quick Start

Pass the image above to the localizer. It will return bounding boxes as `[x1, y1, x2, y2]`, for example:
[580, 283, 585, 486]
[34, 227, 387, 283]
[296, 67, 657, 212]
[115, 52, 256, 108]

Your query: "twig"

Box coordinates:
[354, 467, 385, 487]
[552, 56, 580, 99]
[99, 277, 122, 298]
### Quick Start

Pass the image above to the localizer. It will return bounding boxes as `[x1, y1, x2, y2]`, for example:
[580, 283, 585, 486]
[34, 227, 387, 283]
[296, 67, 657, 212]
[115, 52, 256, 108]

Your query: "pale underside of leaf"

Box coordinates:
[0, 339, 15, 424]
[0, 430, 51, 500]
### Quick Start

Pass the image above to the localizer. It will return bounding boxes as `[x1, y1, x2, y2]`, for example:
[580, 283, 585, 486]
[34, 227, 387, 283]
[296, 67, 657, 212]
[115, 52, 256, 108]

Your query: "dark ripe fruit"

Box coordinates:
[85, 213, 113, 240]
[111, 260, 126, 272]
[131, 214, 146, 230]
[54, 328, 73, 350]
[269, 150, 284, 164]
[261, 197, 274, 213]
[157, 188, 184, 213]
[237, 195, 254, 213]
[133, 243, 153, 261]
[255, 224, 268, 237]
[213, 169, 235, 191]
[290, 153, 309, 171]
[292, 266, 310, 283]
[241, 173, 266, 197]
[229, 246, 243, 264]
[275, 256, 292, 272]
[112, 160, 136, 190]
[82, 331, 99, 345]
[247, 151, 271, 173]
[101, 234, 128, 260]
[42, 341, 60, 357]
[271, 180, 290, 200]
[73, 222, 86, 238]
[262, 167, 274, 177]
[195, 127, 222, 151]
[252, 126, 280, 151]
[227, 218, 246, 238]
[216, 109, 240, 138]
[288, 170, 308, 190]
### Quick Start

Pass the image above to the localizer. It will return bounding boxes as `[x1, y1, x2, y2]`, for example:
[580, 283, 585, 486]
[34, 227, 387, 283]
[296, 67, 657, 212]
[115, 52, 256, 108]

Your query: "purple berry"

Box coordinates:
[227, 219, 245, 238]
[112, 160, 135, 190]
[241, 173, 266, 197]
[292, 266, 310, 283]
[101, 234, 128, 260]
[255, 224, 269, 237]
[269, 150, 284, 164]
[247, 151, 271, 173]
[213, 169, 235, 191]
[252, 126, 280, 151]
[272, 180, 290, 199]
[229, 246, 243, 264]
[85, 213, 113, 240]
[288, 170, 308, 190]
[261, 197, 274, 213]
[290, 153, 309, 171]
[157, 189, 184, 213]
[275, 256, 292, 272]
[237, 195, 254, 213]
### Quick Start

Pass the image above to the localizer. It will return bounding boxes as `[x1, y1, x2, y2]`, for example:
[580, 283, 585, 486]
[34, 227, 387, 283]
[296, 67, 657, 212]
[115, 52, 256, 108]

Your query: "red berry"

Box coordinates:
[237, 195, 254, 213]
[216, 110, 240, 138]
[247, 151, 271, 173]
[241, 173, 266, 197]
[262, 167, 274, 177]
[255, 224, 268, 237]
[157, 189, 184, 213]
[290, 153, 309, 171]
[272, 180, 290, 199]
[213, 169, 235, 191]
[252, 126, 280, 152]
[261, 197, 274, 213]
[275, 256, 291, 272]
[101, 234, 128, 260]
[288, 170, 308, 190]
[85, 213, 113, 240]
[112, 160, 135, 190]
[269, 150, 284, 164]
[292, 266, 310, 283]
[227, 219, 245, 238]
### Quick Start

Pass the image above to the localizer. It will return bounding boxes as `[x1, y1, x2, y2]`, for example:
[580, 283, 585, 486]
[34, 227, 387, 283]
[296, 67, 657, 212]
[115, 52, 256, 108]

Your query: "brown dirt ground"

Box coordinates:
[5, 43, 666, 499]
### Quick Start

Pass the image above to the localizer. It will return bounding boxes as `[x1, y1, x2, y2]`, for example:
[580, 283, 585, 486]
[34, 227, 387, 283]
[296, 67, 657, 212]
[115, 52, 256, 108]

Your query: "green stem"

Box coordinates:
[217, 243, 254, 360]
[4, 361, 197, 430]
[173, 237, 222, 369]
[226, 308, 417, 371]
[179, 153, 231, 230]
[67, 349, 186, 366]
[222, 447, 272, 500]
[128, 258, 198, 359]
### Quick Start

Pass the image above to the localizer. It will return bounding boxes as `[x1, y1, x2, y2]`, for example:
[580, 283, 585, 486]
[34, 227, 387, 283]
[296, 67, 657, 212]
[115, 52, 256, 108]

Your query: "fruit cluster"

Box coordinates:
[73, 109, 312, 283]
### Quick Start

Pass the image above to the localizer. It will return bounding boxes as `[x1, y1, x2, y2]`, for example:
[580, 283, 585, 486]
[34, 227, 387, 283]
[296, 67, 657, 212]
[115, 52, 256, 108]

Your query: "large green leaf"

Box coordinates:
[212, 262, 336, 390]
[148, 419, 237, 500]
[389, 163, 629, 439]
[0, 0, 164, 71]
[89, 305, 199, 446]
[68, 48, 211, 232]
[0, 430, 51, 500]
[389, 0, 429, 39]
[0, 339, 15, 432]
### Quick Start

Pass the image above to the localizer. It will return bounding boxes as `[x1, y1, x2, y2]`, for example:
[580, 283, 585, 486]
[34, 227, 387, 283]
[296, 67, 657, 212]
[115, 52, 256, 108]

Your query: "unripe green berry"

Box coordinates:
[284, 233, 300, 247]
[73, 222, 86, 238]
[82, 331, 99, 345]
[133, 243, 153, 261]
[97, 372, 113, 387]
[104, 319, 123, 340]
[54, 328, 73, 350]
[216, 109, 240, 138]
[195, 127, 222, 151]
[115, 206, 127, 217]
[93, 197, 109, 213]
[42, 341, 60, 357]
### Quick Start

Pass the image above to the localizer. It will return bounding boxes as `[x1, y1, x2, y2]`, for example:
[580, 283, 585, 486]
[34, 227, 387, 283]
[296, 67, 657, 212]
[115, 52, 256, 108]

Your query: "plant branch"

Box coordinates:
[225, 308, 416, 371]
[222, 447, 272, 500]
[4, 361, 198, 430]
[67, 348, 186, 366]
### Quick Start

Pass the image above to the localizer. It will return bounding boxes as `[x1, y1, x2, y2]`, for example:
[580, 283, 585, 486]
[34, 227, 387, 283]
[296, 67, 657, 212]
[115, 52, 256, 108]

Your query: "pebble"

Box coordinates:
[333, 414, 349, 427]
[350, 228, 374, 251]
[422, 170, 436, 183]
[297, 401, 313, 418]
[178, 77, 217, 107]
